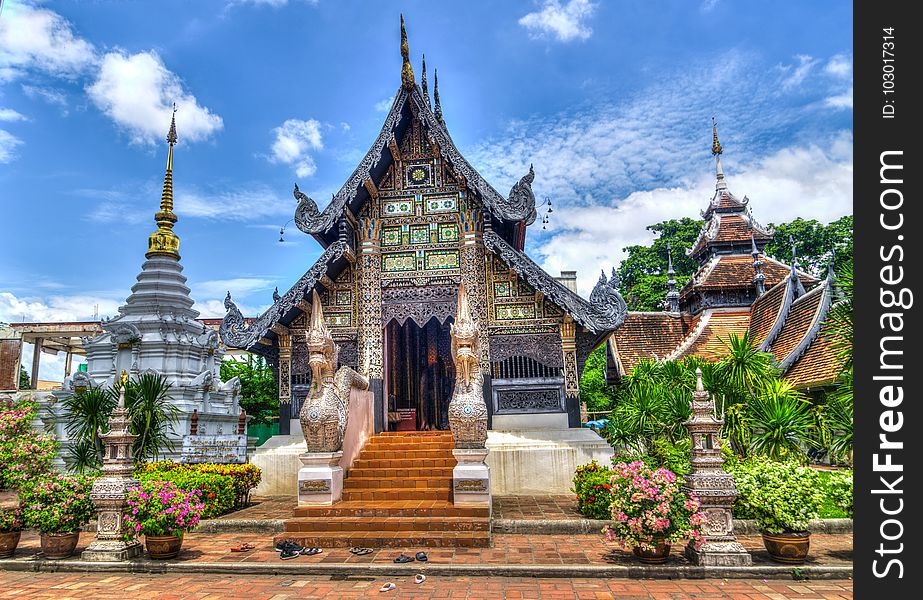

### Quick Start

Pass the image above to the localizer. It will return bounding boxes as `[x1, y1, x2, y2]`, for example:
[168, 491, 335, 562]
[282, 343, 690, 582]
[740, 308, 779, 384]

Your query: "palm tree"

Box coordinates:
[825, 260, 854, 464]
[748, 379, 817, 461]
[61, 385, 116, 470]
[122, 373, 180, 462]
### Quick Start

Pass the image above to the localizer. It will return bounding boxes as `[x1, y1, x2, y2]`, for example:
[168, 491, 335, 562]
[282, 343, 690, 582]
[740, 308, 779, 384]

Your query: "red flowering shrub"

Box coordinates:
[0, 399, 58, 490]
[572, 460, 614, 520]
[19, 474, 95, 534]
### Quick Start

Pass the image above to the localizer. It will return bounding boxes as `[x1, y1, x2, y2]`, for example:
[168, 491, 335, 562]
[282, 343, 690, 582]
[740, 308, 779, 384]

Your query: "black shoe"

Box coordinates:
[280, 549, 300, 560]
[394, 553, 415, 563]
[415, 551, 428, 562]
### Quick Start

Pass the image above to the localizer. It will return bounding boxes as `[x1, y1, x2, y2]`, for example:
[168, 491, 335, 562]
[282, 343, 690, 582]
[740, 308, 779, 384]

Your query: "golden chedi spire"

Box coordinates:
[147, 105, 181, 260]
[400, 14, 415, 90]
[711, 117, 723, 156]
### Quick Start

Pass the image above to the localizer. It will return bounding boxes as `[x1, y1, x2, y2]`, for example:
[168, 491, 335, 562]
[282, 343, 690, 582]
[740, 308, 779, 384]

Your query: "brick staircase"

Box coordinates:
[276, 431, 491, 548]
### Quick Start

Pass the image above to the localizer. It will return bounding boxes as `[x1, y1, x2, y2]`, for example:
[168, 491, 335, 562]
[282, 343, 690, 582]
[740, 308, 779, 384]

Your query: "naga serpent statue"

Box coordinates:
[299, 290, 369, 453]
[447, 283, 489, 449]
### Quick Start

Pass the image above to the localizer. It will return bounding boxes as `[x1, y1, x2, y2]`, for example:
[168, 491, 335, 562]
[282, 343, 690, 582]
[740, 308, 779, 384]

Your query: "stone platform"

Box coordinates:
[276, 431, 491, 548]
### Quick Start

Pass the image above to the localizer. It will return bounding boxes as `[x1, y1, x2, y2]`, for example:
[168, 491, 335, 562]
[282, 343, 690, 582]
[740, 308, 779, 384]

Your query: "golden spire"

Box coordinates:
[147, 104, 181, 260]
[400, 14, 415, 90]
[711, 117, 723, 156]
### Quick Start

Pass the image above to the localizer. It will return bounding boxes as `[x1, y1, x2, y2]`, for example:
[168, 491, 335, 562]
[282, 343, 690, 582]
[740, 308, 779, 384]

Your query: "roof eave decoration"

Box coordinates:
[758, 275, 796, 352]
[220, 240, 352, 350]
[778, 275, 835, 372]
[483, 229, 627, 334]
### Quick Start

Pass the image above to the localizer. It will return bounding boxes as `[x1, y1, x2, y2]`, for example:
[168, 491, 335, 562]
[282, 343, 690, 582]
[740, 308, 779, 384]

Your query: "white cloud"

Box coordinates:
[0, 3, 97, 82]
[269, 118, 324, 178]
[87, 50, 224, 145]
[519, 0, 597, 42]
[229, 0, 318, 7]
[531, 133, 853, 297]
[824, 86, 853, 110]
[0, 108, 27, 122]
[700, 0, 720, 12]
[779, 54, 819, 91]
[0, 130, 24, 163]
[18, 343, 87, 386]
[21, 84, 69, 111]
[825, 54, 851, 78]
[191, 278, 275, 301]
[0, 291, 121, 323]
[374, 96, 395, 112]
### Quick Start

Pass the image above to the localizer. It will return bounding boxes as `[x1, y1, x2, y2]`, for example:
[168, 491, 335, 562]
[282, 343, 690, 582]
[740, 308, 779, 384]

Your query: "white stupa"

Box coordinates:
[57, 109, 242, 453]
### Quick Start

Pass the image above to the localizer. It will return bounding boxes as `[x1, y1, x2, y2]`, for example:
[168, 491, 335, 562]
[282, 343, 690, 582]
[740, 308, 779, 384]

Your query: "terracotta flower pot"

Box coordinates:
[762, 531, 811, 564]
[0, 530, 21, 559]
[40, 531, 81, 559]
[145, 534, 184, 559]
[632, 540, 672, 564]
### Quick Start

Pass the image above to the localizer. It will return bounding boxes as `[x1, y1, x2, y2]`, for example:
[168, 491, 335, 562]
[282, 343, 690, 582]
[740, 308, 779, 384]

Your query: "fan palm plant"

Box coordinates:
[61, 385, 116, 470]
[121, 373, 180, 462]
[748, 379, 817, 461]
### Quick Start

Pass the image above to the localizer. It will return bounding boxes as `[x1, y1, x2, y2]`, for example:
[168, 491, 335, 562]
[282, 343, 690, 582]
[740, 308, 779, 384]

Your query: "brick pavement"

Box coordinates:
[5, 530, 851, 567]
[0, 570, 853, 598]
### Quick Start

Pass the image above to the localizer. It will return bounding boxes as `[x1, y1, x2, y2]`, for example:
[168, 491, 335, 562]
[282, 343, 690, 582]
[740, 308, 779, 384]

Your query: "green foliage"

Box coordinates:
[818, 470, 853, 518]
[764, 216, 853, 275]
[649, 438, 691, 477]
[221, 355, 278, 426]
[123, 373, 181, 462]
[19, 367, 30, 390]
[0, 504, 23, 532]
[572, 461, 614, 520]
[616, 218, 702, 311]
[578, 346, 617, 413]
[125, 480, 205, 537]
[726, 458, 824, 533]
[19, 473, 96, 534]
[747, 380, 817, 461]
[137, 467, 235, 519]
[61, 386, 116, 470]
[137, 461, 261, 501]
[0, 399, 58, 490]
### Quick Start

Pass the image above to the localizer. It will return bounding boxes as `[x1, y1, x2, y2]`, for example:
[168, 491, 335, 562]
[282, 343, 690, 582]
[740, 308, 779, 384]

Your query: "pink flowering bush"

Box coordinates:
[124, 481, 205, 537]
[19, 474, 95, 534]
[0, 399, 58, 490]
[602, 460, 707, 552]
[0, 506, 24, 533]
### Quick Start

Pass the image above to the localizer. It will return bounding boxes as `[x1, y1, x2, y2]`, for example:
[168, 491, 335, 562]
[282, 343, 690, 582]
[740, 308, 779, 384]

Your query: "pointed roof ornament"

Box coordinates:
[433, 68, 444, 125]
[665, 243, 680, 312]
[272, 287, 281, 303]
[400, 14, 415, 90]
[712, 118, 727, 191]
[309, 289, 330, 338]
[421, 53, 431, 107]
[789, 235, 806, 297]
[751, 233, 766, 296]
[146, 103, 181, 260]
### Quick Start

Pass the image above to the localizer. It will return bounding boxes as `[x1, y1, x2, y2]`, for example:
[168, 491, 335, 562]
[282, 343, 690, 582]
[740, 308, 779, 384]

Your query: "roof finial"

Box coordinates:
[421, 53, 431, 107]
[788, 235, 805, 297]
[433, 68, 444, 125]
[665, 243, 680, 312]
[146, 104, 181, 260]
[712, 117, 727, 192]
[751, 233, 766, 296]
[400, 14, 415, 90]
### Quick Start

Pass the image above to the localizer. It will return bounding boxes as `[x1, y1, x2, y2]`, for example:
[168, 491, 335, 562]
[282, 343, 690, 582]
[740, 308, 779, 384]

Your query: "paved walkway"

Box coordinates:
[0, 570, 853, 599]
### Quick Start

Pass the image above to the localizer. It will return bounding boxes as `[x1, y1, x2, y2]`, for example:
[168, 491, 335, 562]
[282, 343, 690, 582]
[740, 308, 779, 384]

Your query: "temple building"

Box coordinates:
[607, 125, 841, 394]
[220, 21, 627, 442]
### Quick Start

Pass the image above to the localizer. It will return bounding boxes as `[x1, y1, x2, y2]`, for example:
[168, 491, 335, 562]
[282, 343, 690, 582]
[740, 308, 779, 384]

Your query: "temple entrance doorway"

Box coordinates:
[383, 317, 455, 431]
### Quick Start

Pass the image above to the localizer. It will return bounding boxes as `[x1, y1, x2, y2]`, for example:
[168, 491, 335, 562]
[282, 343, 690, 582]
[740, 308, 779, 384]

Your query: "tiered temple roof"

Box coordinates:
[608, 125, 842, 390]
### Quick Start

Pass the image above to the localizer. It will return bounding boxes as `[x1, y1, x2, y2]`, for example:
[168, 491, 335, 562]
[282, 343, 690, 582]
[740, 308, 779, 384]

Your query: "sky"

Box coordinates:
[0, 0, 852, 381]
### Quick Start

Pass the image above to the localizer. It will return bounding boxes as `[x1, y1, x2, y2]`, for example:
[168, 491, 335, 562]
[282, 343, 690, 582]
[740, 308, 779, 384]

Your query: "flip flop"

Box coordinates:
[349, 547, 362, 554]
[301, 548, 323, 556]
[241, 542, 256, 550]
[379, 582, 396, 592]
[393, 553, 415, 563]
[414, 574, 426, 584]
[230, 545, 248, 552]
[357, 547, 373, 555]
[415, 551, 428, 562]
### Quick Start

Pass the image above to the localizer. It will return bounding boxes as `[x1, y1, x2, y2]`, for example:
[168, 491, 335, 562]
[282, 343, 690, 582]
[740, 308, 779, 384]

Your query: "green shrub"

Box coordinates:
[19, 473, 96, 534]
[726, 457, 824, 533]
[819, 470, 853, 518]
[572, 461, 613, 520]
[137, 468, 235, 519]
[649, 438, 691, 478]
[137, 462, 261, 501]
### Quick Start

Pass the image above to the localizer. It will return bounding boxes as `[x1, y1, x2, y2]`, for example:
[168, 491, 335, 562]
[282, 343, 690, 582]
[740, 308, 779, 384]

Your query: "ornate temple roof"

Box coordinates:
[607, 312, 694, 376]
[680, 253, 817, 299]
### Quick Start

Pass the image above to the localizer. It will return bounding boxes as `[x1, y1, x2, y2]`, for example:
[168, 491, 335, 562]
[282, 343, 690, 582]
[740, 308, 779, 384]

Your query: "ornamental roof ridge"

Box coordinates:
[778, 275, 835, 372]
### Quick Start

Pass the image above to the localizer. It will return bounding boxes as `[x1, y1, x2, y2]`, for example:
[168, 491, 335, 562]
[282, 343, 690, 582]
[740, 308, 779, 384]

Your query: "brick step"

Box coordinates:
[274, 530, 490, 548]
[347, 467, 454, 479]
[358, 450, 454, 461]
[291, 501, 488, 519]
[342, 488, 451, 502]
[343, 477, 451, 491]
[362, 442, 456, 451]
[376, 431, 455, 437]
[352, 458, 457, 470]
[284, 516, 489, 533]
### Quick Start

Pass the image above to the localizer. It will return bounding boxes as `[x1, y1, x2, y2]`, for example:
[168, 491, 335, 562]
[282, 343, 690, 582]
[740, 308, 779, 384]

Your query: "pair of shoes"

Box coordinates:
[275, 541, 304, 560]
[349, 547, 373, 555]
[230, 542, 257, 552]
[301, 547, 322, 556]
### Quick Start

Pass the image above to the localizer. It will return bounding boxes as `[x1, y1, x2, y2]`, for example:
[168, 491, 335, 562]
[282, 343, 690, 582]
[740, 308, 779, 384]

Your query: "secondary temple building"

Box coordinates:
[220, 27, 627, 443]
[607, 125, 841, 394]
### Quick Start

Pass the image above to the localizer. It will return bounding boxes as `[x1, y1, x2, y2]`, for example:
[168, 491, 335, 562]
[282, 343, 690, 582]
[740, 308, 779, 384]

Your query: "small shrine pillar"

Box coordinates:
[683, 368, 751, 566]
[82, 371, 143, 561]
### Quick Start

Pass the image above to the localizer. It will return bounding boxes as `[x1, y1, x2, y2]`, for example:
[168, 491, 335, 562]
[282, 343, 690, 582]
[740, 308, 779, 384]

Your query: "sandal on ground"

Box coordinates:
[393, 553, 415, 563]
[230, 545, 249, 552]
[415, 551, 428, 562]
[414, 574, 426, 584]
[349, 547, 362, 554]
[301, 547, 323, 556]
[241, 542, 256, 550]
[379, 582, 396, 592]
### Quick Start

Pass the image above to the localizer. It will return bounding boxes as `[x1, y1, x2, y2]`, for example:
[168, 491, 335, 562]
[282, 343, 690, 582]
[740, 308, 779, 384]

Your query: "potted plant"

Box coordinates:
[0, 504, 23, 559]
[731, 458, 825, 564]
[124, 480, 204, 559]
[602, 460, 706, 564]
[19, 474, 95, 559]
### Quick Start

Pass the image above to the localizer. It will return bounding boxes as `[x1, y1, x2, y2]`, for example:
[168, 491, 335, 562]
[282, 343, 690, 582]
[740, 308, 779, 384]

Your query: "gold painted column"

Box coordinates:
[278, 333, 292, 405]
[357, 218, 383, 379]
[560, 317, 584, 423]
[459, 210, 491, 369]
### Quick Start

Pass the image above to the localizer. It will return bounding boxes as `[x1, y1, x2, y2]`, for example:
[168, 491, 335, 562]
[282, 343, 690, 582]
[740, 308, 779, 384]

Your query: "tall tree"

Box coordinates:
[616, 218, 702, 311]
[764, 215, 853, 274]
[221, 355, 278, 425]
[19, 366, 30, 390]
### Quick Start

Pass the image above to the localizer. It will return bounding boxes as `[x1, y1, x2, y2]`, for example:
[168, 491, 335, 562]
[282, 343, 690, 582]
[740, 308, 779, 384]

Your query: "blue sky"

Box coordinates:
[0, 0, 851, 379]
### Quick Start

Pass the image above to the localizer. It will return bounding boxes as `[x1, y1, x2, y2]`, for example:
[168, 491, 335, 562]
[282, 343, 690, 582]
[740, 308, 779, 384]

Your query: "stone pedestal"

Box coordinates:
[452, 448, 491, 509]
[297, 451, 344, 505]
[685, 540, 752, 566]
